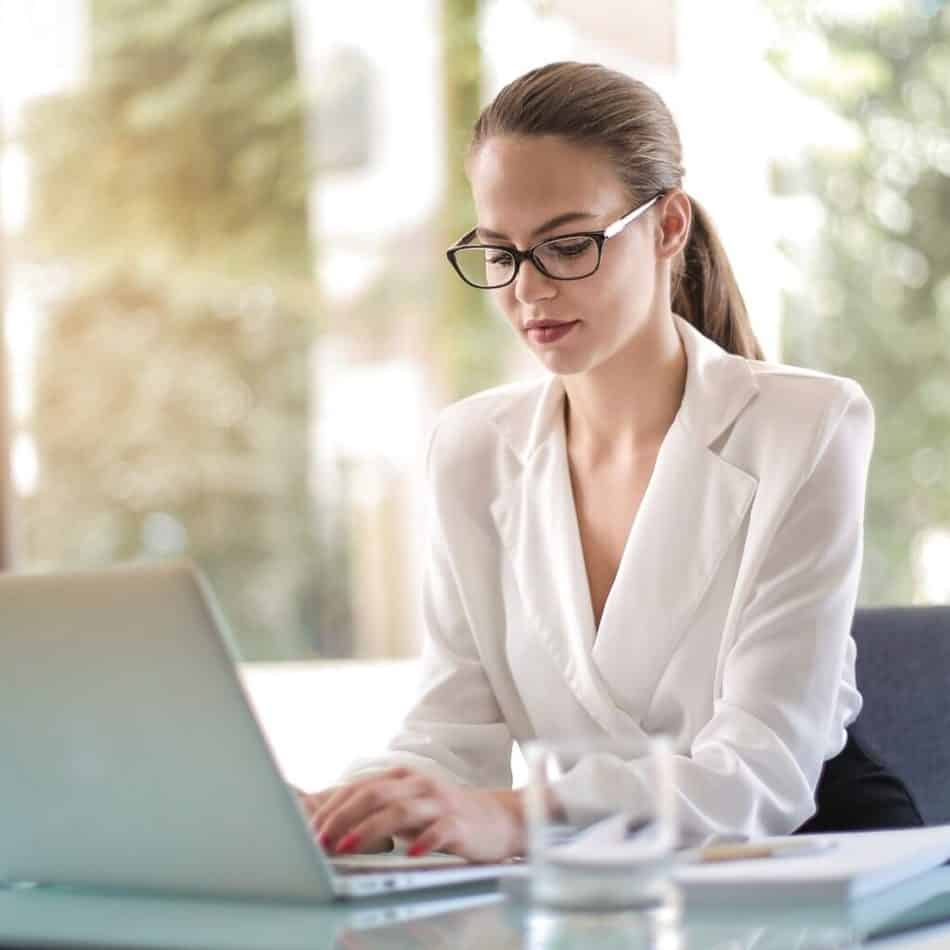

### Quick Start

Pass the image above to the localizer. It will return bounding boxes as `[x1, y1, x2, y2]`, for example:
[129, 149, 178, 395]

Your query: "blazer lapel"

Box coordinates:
[491, 379, 643, 735]
[590, 416, 758, 718]
[489, 316, 761, 732]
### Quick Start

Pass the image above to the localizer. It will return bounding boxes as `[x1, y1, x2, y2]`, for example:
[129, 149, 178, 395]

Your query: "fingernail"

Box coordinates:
[336, 833, 360, 854]
[318, 832, 331, 848]
[407, 842, 429, 857]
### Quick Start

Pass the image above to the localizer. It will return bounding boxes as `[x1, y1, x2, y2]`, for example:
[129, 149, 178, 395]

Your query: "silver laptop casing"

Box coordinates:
[0, 560, 505, 901]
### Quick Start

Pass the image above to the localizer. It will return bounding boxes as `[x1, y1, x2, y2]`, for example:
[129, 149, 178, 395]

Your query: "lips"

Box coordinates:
[523, 319, 577, 331]
[524, 320, 579, 345]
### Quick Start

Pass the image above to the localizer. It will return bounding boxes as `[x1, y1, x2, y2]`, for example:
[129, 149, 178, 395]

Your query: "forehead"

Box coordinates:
[467, 135, 627, 234]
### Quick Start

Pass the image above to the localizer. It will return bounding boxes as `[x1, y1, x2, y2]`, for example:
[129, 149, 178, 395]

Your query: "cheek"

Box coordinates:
[571, 266, 631, 321]
[490, 289, 519, 325]
[593, 245, 655, 313]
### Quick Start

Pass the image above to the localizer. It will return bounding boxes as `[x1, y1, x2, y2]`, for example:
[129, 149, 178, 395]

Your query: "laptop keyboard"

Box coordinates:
[332, 854, 470, 875]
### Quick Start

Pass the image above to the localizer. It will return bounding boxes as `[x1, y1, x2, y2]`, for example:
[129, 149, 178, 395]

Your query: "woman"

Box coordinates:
[300, 61, 911, 862]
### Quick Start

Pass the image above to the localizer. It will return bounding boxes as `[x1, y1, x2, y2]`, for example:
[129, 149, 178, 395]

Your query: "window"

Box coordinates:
[2, 0, 946, 684]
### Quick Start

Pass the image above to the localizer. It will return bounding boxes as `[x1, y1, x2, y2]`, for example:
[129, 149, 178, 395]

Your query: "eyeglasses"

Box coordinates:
[445, 192, 664, 290]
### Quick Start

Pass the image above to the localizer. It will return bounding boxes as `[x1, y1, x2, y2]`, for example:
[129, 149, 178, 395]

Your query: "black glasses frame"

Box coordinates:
[445, 192, 664, 290]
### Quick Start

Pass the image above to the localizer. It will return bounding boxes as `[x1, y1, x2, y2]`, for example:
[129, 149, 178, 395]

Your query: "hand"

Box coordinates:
[292, 784, 391, 852]
[292, 784, 336, 823]
[309, 767, 525, 863]
[291, 784, 332, 813]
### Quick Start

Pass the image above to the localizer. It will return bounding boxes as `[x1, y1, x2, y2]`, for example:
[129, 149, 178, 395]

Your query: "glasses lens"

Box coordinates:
[535, 236, 599, 279]
[452, 246, 515, 288]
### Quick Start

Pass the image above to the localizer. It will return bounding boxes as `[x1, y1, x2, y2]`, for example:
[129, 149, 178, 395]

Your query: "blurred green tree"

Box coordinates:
[19, 0, 351, 658]
[317, 1, 509, 402]
[436, 0, 509, 400]
[768, 2, 950, 604]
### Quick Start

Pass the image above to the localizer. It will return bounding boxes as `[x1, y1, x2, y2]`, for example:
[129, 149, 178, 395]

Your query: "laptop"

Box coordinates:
[0, 559, 514, 901]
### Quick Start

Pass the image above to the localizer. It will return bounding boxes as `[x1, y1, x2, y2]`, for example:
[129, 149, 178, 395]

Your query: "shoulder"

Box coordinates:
[678, 317, 871, 454]
[747, 357, 867, 400]
[729, 359, 874, 488]
[745, 359, 873, 440]
[425, 377, 546, 476]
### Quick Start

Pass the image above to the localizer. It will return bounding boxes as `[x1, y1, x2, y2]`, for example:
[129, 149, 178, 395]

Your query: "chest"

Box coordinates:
[568, 452, 659, 630]
[487, 406, 763, 740]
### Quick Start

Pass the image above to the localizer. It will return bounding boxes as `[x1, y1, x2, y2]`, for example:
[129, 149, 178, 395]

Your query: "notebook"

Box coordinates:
[668, 866, 950, 947]
[0, 560, 515, 901]
[673, 825, 950, 903]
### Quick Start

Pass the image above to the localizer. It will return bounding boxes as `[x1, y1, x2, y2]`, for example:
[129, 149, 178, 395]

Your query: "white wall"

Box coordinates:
[241, 659, 419, 791]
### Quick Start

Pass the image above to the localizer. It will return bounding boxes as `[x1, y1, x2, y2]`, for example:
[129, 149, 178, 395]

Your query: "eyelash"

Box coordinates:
[549, 241, 588, 256]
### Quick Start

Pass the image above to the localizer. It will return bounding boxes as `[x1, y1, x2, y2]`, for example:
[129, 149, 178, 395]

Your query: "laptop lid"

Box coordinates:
[0, 560, 335, 901]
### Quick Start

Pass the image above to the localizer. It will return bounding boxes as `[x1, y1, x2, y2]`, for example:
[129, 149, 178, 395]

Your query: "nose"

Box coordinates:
[513, 256, 557, 305]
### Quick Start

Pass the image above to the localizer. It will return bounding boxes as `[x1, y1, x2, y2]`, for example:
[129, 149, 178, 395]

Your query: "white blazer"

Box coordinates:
[344, 314, 874, 842]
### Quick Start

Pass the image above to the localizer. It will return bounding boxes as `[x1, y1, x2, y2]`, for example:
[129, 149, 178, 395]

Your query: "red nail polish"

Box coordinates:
[407, 842, 428, 857]
[336, 833, 360, 854]
[318, 832, 331, 848]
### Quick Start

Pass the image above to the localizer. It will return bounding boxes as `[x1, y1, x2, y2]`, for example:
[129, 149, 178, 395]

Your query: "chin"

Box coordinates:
[534, 350, 594, 376]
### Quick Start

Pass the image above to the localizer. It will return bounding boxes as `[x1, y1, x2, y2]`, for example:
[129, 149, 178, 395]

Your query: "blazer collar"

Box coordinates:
[491, 314, 760, 460]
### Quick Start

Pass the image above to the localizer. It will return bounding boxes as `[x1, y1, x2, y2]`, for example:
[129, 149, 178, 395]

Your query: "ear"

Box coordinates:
[654, 189, 691, 262]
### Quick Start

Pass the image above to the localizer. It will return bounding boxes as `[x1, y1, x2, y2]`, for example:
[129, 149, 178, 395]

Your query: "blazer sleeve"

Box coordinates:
[556, 382, 874, 843]
[339, 417, 514, 788]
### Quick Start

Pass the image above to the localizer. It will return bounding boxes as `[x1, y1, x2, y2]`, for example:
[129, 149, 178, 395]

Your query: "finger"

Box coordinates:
[334, 798, 443, 855]
[292, 781, 342, 817]
[317, 776, 424, 846]
[406, 816, 464, 859]
[311, 780, 374, 832]
[311, 768, 413, 830]
[318, 775, 429, 849]
[298, 790, 335, 820]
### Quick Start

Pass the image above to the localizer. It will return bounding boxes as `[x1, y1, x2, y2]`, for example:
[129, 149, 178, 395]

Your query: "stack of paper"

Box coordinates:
[674, 824, 950, 903]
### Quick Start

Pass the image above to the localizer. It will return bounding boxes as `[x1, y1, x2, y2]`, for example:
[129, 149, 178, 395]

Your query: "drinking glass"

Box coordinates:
[523, 735, 677, 912]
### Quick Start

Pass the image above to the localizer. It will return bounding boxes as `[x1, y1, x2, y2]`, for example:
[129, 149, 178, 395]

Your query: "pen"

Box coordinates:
[693, 839, 837, 864]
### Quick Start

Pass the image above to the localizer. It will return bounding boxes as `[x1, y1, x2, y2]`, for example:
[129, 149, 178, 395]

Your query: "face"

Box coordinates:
[466, 134, 676, 377]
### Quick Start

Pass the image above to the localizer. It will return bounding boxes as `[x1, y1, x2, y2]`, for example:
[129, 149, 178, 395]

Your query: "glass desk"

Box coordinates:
[4, 868, 950, 949]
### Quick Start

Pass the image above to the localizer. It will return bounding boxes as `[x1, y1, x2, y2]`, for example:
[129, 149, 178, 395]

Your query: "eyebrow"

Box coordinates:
[475, 211, 597, 243]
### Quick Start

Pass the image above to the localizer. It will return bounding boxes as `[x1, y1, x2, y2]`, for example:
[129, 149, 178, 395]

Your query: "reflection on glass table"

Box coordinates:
[5, 868, 950, 949]
[334, 867, 950, 950]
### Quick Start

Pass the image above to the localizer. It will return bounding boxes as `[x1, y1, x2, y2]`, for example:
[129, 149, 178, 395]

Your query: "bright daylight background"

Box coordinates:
[1, 0, 948, 789]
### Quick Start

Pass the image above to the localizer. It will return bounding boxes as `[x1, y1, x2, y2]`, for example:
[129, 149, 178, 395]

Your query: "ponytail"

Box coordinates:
[672, 198, 764, 360]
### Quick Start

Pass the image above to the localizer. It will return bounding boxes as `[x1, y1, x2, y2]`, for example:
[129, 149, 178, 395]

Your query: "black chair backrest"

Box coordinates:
[850, 605, 950, 826]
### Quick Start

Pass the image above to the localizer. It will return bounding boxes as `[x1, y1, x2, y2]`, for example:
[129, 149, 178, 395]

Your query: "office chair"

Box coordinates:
[797, 606, 950, 832]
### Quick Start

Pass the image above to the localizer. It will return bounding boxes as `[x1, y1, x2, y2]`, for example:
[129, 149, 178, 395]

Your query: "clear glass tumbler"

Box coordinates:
[523, 735, 677, 912]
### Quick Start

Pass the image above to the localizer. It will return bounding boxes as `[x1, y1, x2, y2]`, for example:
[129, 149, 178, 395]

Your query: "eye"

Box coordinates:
[487, 251, 514, 265]
[548, 238, 593, 257]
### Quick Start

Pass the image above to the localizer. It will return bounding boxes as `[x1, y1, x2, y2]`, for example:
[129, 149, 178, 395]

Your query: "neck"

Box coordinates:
[562, 310, 687, 466]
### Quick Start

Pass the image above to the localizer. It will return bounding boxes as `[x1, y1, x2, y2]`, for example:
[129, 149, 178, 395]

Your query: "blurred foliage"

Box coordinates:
[318, 0, 509, 400]
[436, 0, 509, 400]
[19, 0, 351, 659]
[13, 0, 510, 658]
[27, 0, 312, 277]
[767, 2, 950, 603]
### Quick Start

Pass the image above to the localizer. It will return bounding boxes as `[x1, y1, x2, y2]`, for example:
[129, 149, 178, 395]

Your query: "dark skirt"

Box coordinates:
[795, 731, 924, 834]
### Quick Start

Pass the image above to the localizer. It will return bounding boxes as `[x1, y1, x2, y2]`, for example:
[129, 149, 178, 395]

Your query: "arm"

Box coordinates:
[308, 418, 522, 860]
[339, 417, 514, 789]
[556, 383, 874, 844]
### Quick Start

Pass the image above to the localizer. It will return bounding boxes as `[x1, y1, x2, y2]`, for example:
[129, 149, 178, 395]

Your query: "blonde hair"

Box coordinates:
[468, 61, 764, 360]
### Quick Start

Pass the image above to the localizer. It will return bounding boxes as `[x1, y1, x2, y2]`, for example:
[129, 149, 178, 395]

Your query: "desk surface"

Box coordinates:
[4, 869, 950, 950]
